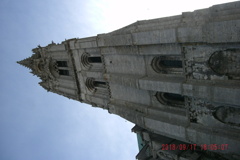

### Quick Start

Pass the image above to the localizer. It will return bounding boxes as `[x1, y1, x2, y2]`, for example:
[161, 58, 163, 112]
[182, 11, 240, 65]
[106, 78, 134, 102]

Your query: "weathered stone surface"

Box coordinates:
[18, 1, 240, 159]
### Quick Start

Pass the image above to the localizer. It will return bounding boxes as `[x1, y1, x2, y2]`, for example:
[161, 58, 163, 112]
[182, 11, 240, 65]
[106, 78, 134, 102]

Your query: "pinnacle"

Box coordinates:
[17, 57, 33, 70]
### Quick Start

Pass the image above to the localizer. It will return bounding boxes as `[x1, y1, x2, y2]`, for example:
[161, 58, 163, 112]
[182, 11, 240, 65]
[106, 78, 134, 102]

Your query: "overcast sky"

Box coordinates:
[0, 0, 236, 160]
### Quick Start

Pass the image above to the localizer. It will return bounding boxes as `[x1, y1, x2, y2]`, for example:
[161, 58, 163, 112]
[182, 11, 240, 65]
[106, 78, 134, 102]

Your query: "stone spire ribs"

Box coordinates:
[17, 44, 72, 98]
[18, 51, 54, 91]
[18, 52, 42, 77]
[18, 46, 57, 80]
[17, 56, 34, 70]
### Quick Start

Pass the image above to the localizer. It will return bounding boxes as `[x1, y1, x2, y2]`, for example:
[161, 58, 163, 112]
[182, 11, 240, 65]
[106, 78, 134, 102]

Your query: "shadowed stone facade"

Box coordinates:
[18, 1, 240, 160]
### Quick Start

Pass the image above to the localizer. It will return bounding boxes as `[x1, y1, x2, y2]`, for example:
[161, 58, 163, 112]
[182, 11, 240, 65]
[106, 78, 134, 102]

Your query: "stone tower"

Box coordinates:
[18, 1, 240, 160]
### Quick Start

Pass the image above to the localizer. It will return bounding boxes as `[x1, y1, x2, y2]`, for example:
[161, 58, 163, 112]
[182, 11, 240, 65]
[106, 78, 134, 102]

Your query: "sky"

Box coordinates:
[0, 0, 236, 160]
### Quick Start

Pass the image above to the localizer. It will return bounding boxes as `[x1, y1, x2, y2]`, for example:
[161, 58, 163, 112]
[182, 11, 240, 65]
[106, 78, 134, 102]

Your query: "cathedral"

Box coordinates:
[18, 1, 240, 160]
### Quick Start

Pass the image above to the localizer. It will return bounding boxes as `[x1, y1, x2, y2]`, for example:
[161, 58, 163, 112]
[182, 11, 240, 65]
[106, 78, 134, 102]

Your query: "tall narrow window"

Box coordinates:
[160, 60, 183, 68]
[57, 61, 68, 67]
[156, 92, 185, 107]
[88, 57, 102, 63]
[81, 53, 103, 69]
[94, 81, 106, 88]
[59, 69, 69, 76]
[151, 56, 183, 74]
[85, 78, 107, 92]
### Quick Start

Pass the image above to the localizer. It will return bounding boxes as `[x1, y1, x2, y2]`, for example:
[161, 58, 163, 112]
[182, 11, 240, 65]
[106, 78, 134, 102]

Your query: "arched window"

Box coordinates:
[88, 57, 102, 63]
[156, 92, 185, 107]
[94, 81, 106, 88]
[85, 78, 107, 92]
[81, 52, 102, 69]
[151, 56, 183, 74]
[57, 61, 68, 67]
[59, 69, 69, 76]
[160, 60, 183, 68]
[56, 61, 69, 76]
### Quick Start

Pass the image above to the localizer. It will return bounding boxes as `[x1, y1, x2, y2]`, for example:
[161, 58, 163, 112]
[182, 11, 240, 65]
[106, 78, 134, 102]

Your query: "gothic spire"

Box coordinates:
[17, 56, 34, 70]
